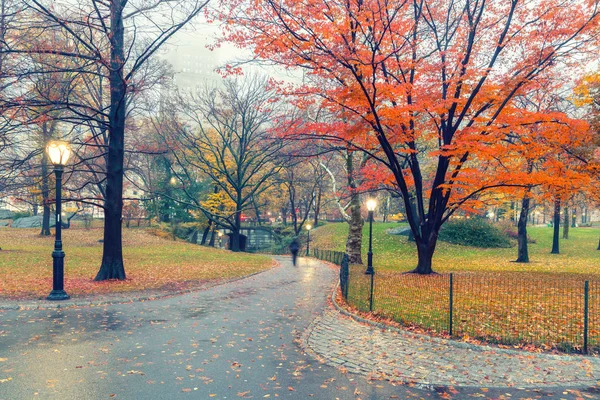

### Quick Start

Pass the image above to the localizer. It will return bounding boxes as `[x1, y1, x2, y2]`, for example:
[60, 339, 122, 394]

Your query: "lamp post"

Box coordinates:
[305, 223, 312, 256]
[46, 140, 71, 301]
[365, 199, 376, 312]
[365, 199, 376, 275]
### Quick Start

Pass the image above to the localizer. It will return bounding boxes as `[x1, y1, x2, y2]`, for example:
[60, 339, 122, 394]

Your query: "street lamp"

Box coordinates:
[365, 199, 376, 275]
[46, 140, 71, 301]
[305, 223, 312, 256]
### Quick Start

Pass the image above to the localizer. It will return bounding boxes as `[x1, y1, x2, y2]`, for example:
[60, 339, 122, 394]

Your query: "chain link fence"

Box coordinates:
[313, 249, 600, 354]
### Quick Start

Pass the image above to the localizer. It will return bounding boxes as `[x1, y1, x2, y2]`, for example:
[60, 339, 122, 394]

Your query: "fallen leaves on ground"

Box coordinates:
[0, 228, 273, 299]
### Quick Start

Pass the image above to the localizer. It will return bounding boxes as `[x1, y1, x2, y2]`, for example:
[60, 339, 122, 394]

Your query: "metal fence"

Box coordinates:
[312, 249, 346, 266]
[314, 250, 600, 354]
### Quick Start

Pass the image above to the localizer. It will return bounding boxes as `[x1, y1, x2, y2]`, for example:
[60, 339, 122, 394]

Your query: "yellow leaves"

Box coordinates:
[201, 192, 236, 216]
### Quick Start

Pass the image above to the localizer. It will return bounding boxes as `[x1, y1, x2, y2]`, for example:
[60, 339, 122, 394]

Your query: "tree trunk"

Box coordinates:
[230, 209, 242, 252]
[562, 206, 569, 239]
[346, 192, 364, 264]
[95, 2, 126, 281]
[382, 194, 390, 223]
[597, 236, 600, 250]
[313, 186, 321, 228]
[200, 222, 211, 245]
[208, 228, 216, 247]
[412, 238, 436, 274]
[289, 190, 299, 235]
[40, 123, 51, 236]
[551, 199, 560, 254]
[344, 151, 363, 264]
[252, 197, 262, 226]
[515, 195, 530, 263]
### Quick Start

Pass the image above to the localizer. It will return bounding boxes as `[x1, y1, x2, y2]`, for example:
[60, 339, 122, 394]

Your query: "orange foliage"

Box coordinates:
[215, 0, 600, 271]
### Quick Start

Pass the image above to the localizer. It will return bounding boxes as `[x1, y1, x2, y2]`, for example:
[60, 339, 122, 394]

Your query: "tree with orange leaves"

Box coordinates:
[216, 0, 600, 273]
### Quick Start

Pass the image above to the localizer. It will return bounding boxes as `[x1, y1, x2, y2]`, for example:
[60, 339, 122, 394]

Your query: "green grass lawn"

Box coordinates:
[313, 222, 600, 352]
[0, 227, 273, 300]
[312, 222, 600, 274]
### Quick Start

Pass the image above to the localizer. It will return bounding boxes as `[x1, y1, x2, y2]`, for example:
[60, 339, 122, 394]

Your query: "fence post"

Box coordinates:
[584, 280, 589, 354]
[340, 254, 349, 299]
[449, 273, 454, 336]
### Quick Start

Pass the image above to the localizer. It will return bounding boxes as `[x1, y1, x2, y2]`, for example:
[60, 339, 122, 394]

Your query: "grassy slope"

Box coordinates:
[0, 227, 272, 299]
[312, 222, 600, 275]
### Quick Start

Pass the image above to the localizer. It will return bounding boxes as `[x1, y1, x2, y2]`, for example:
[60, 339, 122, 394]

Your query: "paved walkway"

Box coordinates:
[1, 256, 599, 399]
[304, 283, 600, 389]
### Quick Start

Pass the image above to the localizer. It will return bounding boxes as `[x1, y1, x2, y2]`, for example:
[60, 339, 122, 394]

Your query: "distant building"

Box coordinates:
[163, 38, 229, 92]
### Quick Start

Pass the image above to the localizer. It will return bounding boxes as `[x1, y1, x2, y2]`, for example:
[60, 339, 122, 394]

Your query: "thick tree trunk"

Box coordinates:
[345, 151, 363, 264]
[515, 195, 530, 263]
[230, 209, 242, 252]
[411, 238, 436, 274]
[95, 2, 126, 281]
[597, 237, 600, 250]
[345, 191, 363, 264]
[551, 199, 560, 254]
[562, 206, 569, 239]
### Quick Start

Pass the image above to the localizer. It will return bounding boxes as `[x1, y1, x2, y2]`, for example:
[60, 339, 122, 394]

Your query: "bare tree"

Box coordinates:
[163, 75, 288, 251]
[1, 0, 209, 280]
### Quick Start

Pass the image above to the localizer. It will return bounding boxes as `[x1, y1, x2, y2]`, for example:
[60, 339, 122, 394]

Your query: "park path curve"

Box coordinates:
[305, 305, 600, 388]
[0, 256, 598, 400]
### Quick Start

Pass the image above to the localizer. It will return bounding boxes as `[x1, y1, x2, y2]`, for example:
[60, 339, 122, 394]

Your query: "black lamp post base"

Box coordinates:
[47, 290, 70, 301]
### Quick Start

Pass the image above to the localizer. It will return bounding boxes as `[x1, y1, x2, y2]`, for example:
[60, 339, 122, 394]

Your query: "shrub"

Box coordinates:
[439, 218, 513, 248]
[494, 220, 536, 244]
[146, 227, 172, 240]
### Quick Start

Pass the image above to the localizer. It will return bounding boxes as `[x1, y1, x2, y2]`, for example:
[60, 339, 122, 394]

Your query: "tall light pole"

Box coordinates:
[305, 223, 312, 256]
[365, 199, 376, 275]
[365, 199, 376, 312]
[46, 140, 72, 301]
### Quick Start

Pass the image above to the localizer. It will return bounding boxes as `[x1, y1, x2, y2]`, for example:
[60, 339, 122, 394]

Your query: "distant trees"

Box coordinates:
[162, 75, 288, 251]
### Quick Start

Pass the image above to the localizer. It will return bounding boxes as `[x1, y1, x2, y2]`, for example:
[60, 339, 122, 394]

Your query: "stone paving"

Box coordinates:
[304, 297, 600, 389]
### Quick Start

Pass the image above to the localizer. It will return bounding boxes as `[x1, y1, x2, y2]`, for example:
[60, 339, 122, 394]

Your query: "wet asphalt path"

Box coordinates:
[0, 257, 437, 400]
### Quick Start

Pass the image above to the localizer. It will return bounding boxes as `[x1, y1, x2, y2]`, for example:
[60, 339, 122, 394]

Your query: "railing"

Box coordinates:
[323, 250, 599, 354]
[312, 249, 346, 266]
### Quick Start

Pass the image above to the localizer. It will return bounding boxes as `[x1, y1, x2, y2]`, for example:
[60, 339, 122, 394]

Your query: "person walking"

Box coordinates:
[289, 237, 300, 266]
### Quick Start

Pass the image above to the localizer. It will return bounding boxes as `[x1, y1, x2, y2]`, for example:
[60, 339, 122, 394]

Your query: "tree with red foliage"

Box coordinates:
[216, 0, 600, 273]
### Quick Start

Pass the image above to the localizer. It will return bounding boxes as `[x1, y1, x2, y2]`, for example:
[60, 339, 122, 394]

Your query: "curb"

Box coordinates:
[329, 275, 597, 362]
[0, 259, 280, 311]
[299, 259, 599, 390]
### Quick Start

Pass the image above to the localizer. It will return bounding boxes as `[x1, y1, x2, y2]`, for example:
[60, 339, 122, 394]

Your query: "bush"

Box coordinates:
[494, 220, 536, 244]
[439, 218, 513, 248]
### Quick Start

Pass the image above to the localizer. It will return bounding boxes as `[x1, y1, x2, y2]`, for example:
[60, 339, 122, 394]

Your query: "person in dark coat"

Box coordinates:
[289, 237, 300, 266]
